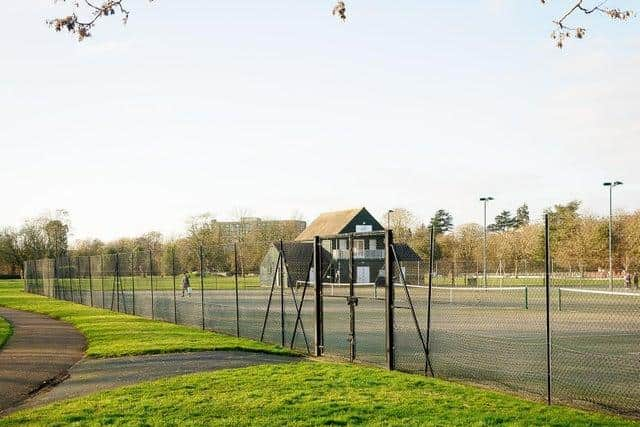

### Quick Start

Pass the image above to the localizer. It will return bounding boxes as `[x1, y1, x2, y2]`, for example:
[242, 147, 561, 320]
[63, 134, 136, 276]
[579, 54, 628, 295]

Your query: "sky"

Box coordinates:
[1, 0, 638, 242]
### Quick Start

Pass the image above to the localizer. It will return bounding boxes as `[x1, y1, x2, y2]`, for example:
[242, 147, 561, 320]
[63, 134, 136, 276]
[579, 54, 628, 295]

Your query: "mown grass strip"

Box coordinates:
[2, 361, 637, 426]
[0, 280, 294, 358]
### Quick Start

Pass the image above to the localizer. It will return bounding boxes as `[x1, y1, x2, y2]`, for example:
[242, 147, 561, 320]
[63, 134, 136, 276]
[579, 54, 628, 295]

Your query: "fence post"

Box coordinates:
[313, 236, 323, 357]
[100, 254, 105, 309]
[68, 257, 74, 303]
[348, 234, 356, 362]
[172, 247, 177, 324]
[131, 252, 136, 316]
[76, 257, 82, 305]
[544, 213, 552, 405]
[385, 229, 395, 371]
[149, 250, 155, 320]
[199, 245, 205, 331]
[234, 243, 240, 338]
[88, 256, 94, 307]
[426, 225, 435, 375]
[279, 239, 285, 347]
[115, 253, 120, 312]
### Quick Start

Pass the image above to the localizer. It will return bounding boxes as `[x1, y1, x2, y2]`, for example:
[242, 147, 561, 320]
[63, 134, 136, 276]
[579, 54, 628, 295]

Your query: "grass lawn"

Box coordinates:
[0, 280, 294, 358]
[1, 362, 637, 426]
[0, 315, 11, 349]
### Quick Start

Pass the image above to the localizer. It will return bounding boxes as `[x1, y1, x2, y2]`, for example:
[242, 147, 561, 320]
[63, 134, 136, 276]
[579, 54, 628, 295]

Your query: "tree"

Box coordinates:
[46, 1, 634, 47]
[488, 210, 516, 232]
[515, 204, 530, 228]
[429, 210, 453, 235]
[409, 223, 441, 262]
[388, 208, 415, 243]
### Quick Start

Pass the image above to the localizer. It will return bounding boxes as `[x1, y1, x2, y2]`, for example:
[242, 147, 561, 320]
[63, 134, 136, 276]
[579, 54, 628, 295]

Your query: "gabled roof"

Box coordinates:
[295, 208, 364, 241]
[394, 243, 423, 262]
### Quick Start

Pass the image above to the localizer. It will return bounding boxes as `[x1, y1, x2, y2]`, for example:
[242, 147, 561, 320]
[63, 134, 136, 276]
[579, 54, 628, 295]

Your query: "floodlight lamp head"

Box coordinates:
[614, 181, 623, 186]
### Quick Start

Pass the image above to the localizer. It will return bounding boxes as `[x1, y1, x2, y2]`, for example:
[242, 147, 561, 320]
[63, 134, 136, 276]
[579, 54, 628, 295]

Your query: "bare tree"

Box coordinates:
[46, 1, 634, 47]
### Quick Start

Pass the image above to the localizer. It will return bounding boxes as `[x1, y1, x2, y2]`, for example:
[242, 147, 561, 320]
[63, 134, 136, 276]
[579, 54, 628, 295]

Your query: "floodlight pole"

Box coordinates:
[387, 210, 394, 230]
[480, 197, 493, 288]
[604, 181, 622, 291]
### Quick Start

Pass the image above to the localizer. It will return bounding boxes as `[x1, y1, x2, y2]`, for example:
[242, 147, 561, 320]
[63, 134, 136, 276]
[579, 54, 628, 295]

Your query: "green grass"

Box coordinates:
[52, 275, 261, 292]
[0, 315, 11, 349]
[2, 362, 637, 426]
[0, 280, 294, 358]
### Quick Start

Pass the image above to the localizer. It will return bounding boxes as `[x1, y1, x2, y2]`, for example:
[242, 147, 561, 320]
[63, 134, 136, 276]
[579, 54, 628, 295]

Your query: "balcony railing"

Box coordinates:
[332, 249, 385, 260]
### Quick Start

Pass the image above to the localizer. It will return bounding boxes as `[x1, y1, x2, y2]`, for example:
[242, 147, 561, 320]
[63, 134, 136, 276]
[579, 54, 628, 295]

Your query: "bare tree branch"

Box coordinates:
[542, 0, 634, 48]
[46, 0, 634, 48]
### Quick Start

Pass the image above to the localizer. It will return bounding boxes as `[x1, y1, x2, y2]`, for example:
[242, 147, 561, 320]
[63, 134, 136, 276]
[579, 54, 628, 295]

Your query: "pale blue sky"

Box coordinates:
[1, 1, 638, 241]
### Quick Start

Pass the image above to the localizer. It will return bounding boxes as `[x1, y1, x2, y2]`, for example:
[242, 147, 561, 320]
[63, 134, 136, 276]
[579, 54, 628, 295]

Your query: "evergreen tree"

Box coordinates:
[488, 210, 516, 232]
[429, 209, 453, 235]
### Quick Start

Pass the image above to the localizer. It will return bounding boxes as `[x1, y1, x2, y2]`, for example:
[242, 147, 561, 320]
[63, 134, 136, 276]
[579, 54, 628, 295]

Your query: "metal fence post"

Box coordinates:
[172, 247, 177, 324]
[68, 257, 74, 303]
[115, 253, 120, 312]
[279, 239, 285, 347]
[385, 229, 395, 371]
[313, 236, 324, 357]
[131, 252, 136, 316]
[199, 245, 205, 330]
[100, 254, 105, 309]
[88, 256, 94, 307]
[348, 234, 356, 362]
[426, 226, 435, 376]
[544, 213, 552, 405]
[148, 250, 154, 319]
[76, 257, 82, 305]
[234, 242, 240, 338]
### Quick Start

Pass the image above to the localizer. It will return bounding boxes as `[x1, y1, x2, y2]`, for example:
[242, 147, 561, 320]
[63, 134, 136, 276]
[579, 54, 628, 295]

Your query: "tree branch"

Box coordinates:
[46, 0, 634, 48]
[542, 0, 634, 48]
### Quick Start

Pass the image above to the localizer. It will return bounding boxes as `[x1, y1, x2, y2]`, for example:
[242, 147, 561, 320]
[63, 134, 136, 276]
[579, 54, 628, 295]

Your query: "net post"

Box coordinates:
[524, 286, 528, 310]
[313, 236, 323, 357]
[234, 242, 240, 338]
[558, 288, 562, 312]
[385, 229, 395, 371]
[544, 213, 552, 405]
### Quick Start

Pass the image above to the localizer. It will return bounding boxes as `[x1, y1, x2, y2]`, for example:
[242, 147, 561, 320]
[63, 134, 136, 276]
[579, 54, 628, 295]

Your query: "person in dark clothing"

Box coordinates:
[181, 272, 191, 297]
[633, 272, 639, 290]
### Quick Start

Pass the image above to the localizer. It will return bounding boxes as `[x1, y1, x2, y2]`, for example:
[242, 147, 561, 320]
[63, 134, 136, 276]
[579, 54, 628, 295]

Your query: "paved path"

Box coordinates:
[13, 351, 299, 412]
[0, 307, 86, 414]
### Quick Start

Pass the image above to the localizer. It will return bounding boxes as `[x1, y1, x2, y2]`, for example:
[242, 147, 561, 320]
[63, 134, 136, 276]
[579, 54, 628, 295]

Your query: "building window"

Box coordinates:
[353, 239, 365, 257]
[369, 239, 377, 250]
[339, 239, 348, 250]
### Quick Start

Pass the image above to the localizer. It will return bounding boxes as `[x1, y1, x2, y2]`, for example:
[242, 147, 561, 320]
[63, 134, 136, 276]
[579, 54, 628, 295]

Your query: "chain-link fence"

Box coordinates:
[22, 226, 640, 417]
